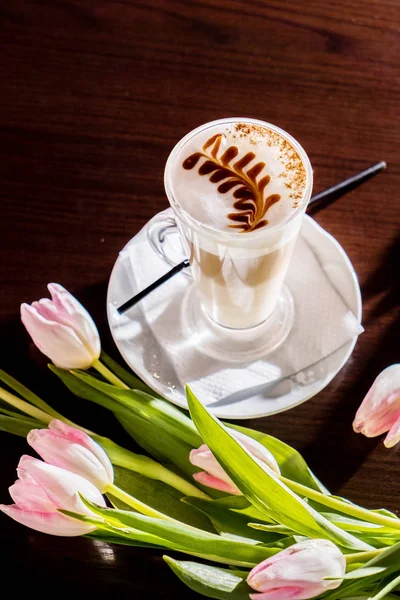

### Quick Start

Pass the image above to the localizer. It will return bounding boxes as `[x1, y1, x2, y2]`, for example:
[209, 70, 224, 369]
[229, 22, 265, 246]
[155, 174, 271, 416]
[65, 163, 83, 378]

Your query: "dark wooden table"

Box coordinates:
[1, 1, 399, 597]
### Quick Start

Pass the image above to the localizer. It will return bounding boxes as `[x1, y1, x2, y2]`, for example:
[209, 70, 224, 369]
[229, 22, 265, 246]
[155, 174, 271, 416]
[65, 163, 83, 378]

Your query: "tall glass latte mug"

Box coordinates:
[149, 118, 313, 335]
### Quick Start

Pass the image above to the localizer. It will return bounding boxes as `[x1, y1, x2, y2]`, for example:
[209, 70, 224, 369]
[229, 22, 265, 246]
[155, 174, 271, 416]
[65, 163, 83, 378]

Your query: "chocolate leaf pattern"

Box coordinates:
[182, 134, 281, 232]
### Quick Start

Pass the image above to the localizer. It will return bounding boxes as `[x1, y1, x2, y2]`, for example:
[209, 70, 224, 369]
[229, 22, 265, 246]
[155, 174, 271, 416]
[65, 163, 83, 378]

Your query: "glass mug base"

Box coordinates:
[180, 283, 294, 363]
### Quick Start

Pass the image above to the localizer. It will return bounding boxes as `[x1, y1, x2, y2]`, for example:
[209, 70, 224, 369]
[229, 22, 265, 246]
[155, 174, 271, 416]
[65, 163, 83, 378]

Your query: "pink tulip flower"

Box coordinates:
[0, 455, 106, 536]
[28, 420, 113, 493]
[353, 364, 400, 447]
[385, 416, 400, 448]
[189, 429, 280, 495]
[247, 539, 346, 600]
[21, 283, 100, 369]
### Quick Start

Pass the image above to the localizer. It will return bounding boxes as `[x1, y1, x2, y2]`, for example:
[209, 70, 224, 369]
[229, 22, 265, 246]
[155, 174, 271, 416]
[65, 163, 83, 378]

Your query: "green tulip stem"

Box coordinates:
[105, 483, 172, 520]
[0, 386, 52, 424]
[281, 477, 400, 531]
[96, 436, 209, 500]
[345, 549, 384, 565]
[146, 466, 210, 500]
[92, 359, 129, 389]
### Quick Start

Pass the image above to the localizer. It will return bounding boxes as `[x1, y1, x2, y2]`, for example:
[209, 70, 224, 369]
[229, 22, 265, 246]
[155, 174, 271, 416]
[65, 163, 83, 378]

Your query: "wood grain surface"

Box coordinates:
[0, 1, 399, 597]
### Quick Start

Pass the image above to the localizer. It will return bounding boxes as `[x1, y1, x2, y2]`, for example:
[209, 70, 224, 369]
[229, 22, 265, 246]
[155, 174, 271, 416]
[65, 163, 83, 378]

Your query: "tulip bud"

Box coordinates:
[21, 283, 100, 370]
[247, 539, 346, 600]
[28, 420, 113, 493]
[190, 429, 280, 495]
[353, 364, 400, 446]
[0, 455, 105, 536]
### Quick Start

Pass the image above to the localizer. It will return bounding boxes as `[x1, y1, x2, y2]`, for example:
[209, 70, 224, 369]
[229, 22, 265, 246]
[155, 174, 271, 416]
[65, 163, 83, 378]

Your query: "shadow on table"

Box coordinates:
[301, 233, 399, 489]
[361, 234, 400, 325]
[301, 313, 400, 495]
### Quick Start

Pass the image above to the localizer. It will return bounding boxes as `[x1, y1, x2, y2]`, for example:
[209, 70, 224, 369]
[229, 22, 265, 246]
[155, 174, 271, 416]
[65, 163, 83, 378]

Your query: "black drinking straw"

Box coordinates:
[117, 161, 387, 314]
[117, 259, 190, 314]
[308, 161, 387, 207]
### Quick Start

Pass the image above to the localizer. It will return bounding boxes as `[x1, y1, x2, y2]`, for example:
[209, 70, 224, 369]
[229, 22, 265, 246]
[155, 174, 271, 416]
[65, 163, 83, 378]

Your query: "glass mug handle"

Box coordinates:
[147, 213, 192, 276]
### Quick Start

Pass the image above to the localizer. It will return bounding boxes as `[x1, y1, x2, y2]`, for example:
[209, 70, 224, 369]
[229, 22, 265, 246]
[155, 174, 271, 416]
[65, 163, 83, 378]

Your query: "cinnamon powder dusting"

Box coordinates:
[232, 122, 307, 208]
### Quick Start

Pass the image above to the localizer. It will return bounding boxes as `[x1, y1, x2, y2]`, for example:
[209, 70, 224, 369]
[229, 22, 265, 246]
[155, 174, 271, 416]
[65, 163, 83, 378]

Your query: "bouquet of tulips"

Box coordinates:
[0, 283, 399, 600]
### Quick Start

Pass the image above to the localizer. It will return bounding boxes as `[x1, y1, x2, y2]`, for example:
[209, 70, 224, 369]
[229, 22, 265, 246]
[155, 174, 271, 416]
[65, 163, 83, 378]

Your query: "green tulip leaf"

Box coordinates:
[0, 413, 44, 437]
[323, 542, 400, 600]
[183, 497, 282, 543]
[248, 522, 293, 535]
[116, 413, 195, 478]
[358, 542, 400, 567]
[211, 496, 276, 523]
[70, 371, 202, 447]
[100, 351, 161, 396]
[186, 386, 371, 551]
[229, 423, 328, 493]
[79, 497, 280, 568]
[110, 465, 213, 531]
[321, 513, 400, 534]
[60, 509, 169, 547]
[164, 556, 252, 599]
[116, 413, 222, 499]
[86, 529, 163, 549]
[373, 508, 400, 520]
[49, 365, 130, 417]
[369, 574, 400, 600]
[325, 566, 387, 580]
